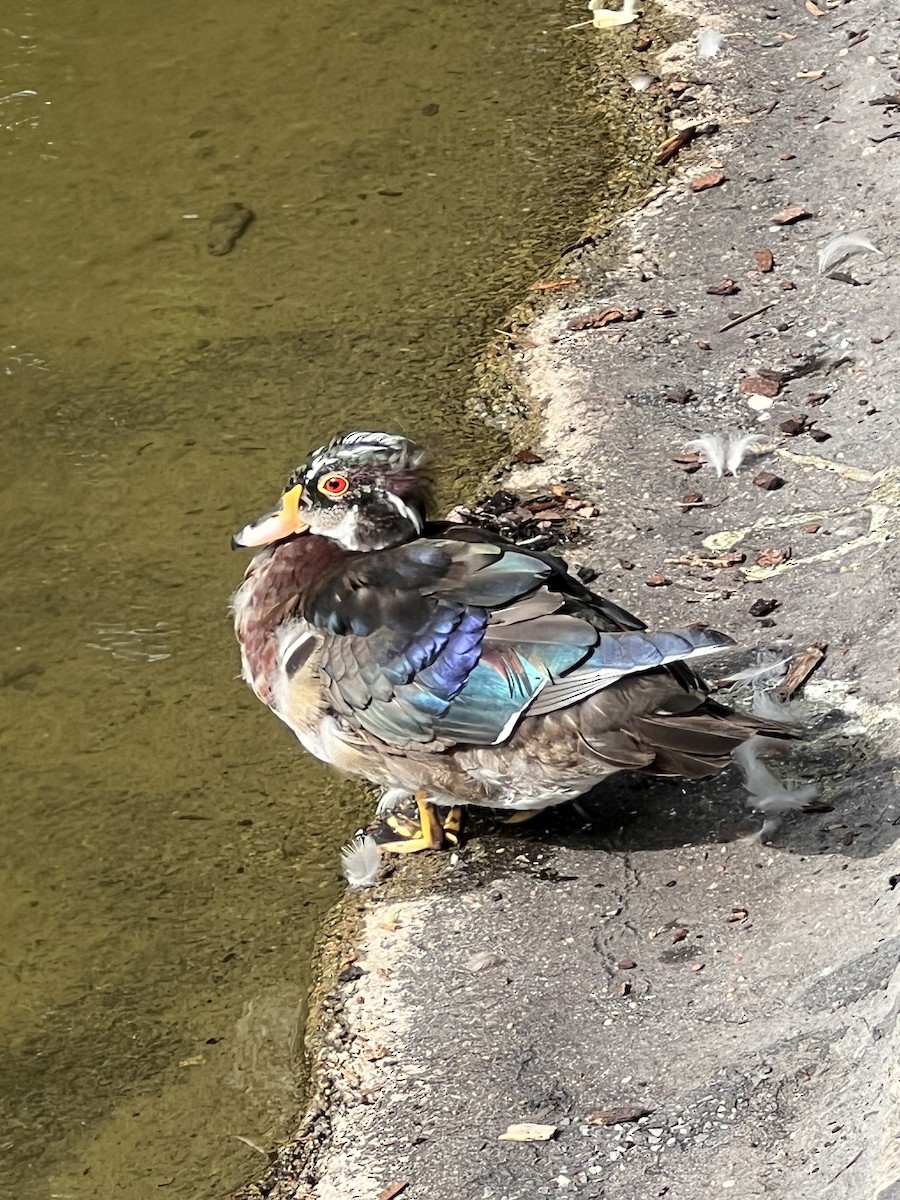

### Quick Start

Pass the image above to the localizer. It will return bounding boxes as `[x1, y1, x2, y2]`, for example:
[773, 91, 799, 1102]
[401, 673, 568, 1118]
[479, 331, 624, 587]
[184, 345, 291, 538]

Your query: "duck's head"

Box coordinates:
[232, 431, 429, 552]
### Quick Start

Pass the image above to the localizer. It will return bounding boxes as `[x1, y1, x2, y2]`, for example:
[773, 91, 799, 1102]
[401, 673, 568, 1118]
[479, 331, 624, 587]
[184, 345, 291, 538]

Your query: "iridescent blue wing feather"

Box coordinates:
[303, 537, 733, 750]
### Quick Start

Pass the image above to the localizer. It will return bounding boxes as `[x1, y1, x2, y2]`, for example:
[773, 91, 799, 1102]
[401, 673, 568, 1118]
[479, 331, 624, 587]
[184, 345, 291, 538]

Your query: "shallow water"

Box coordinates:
[1, 1, 631, 1196]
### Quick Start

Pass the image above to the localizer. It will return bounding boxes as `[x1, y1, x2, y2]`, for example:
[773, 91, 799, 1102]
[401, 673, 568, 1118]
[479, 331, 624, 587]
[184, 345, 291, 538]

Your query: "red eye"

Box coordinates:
[318, 473, 349, 496]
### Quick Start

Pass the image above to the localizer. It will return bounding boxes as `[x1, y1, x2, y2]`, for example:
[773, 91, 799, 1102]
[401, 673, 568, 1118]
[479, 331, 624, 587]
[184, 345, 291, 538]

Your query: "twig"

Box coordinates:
[719, 302, 778, 333]
[827, 1147, 864, 1184]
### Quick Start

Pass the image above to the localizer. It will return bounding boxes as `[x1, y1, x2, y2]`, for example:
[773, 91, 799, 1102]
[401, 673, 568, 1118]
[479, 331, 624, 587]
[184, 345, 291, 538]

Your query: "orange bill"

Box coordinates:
[231, 483, 307, 548]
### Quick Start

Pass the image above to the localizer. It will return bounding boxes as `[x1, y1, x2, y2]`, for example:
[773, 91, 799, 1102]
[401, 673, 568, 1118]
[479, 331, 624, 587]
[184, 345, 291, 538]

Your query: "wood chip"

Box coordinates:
[754, 248, 775, 272]
[654, 125, 696, 166]
[691, 171, 727, 192]
[772, 205, 812, 225]
[754, 471, 785, 490]
[567, 307, 642, 331]
[378, 1183, 408, 1200]
[499, 1123, 558, 1142]
[777, 643, 827, 698]
[587, 1104, 652, 1127]
[740, 376, 781, 398]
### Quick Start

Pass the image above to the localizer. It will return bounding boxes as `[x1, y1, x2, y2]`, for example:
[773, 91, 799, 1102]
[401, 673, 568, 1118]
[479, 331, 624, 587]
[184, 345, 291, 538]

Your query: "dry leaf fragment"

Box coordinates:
[645, 573, 671, 587]
[668, 550, 745, 569]
[679, 490, 704, 507]
[692, 171, 727, 192]
[499, 1123, 558, 1142]
[672, 452, 702, 469]
[587, 1104, 652, 1127]
[756, 547, 790, 568]
[514, 447, 544, 464]
[772, 205, 812, 225]
[801, 522, 820, 533]
[805, 0, 824, 14]
[567, 307, 642, 331]
[755, 249, 775, 272]
[707, 278, 740, 296]
[740, 376, 781, 398]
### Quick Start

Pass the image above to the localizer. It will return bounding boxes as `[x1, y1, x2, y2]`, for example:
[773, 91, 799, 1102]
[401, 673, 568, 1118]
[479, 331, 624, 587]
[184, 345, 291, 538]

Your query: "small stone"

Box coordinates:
[617, 959, 638, 970]
[809, 427, 831, 442]
[645, 573, 671, 587]
[754, 248, 775, 272]
[754, 471, 785, 490]
[778, 415, 808, 436]
[749, 598, 779, 617]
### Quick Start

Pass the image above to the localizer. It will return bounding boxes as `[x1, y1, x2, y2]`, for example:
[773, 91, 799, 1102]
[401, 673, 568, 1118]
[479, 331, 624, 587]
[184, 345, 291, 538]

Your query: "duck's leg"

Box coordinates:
[440, 804, 465, 847]
[372, 790, 447, 854]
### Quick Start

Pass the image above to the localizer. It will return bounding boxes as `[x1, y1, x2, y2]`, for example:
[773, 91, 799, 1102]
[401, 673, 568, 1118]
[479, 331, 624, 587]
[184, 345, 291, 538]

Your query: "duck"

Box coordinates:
[231, 431, 795, 852]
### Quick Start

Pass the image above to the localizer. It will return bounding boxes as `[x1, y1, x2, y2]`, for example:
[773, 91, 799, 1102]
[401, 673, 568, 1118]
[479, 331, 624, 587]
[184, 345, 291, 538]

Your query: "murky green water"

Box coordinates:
[0, 1, 642, 1196]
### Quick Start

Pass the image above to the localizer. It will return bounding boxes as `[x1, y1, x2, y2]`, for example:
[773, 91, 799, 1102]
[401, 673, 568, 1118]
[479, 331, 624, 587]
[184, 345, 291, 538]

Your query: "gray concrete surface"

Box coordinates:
[234, 0, 900, 1196]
